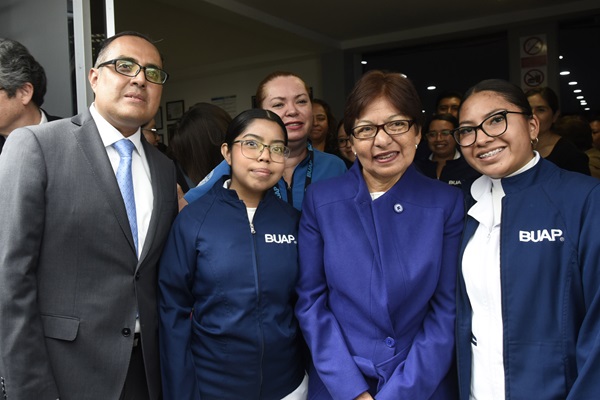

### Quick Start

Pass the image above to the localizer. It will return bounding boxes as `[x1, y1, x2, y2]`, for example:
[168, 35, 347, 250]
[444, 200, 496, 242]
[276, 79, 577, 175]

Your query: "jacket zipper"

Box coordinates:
[248, 204, 264, 396]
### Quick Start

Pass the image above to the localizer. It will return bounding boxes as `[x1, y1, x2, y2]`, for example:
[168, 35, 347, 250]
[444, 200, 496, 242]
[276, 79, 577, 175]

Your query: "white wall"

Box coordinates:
[157, 56, 322, 141]
[0, 0, 73, 118]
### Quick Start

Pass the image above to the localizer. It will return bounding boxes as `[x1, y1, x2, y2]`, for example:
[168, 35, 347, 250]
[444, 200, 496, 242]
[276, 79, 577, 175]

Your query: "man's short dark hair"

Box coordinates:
[435, 90, 463, 108]
[0, 38, 47, 107]
[93, 31, 159, 67]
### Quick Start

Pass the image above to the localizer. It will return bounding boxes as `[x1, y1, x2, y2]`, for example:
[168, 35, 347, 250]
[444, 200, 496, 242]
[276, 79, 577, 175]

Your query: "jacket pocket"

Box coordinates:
[41, 314, 80, 341]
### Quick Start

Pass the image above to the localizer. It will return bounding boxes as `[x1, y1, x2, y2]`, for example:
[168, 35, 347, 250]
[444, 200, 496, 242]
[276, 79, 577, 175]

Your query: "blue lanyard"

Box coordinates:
[273, 142, 314, 207]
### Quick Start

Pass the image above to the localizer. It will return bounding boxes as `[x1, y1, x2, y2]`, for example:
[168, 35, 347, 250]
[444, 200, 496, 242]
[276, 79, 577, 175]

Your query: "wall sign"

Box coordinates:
[520, 34, 548, 89]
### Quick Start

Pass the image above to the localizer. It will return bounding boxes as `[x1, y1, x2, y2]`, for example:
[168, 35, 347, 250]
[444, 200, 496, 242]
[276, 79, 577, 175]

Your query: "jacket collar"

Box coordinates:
[349, 160, 423, 203]
[211, 175, 279, 207]
[499, 157, 557, 195]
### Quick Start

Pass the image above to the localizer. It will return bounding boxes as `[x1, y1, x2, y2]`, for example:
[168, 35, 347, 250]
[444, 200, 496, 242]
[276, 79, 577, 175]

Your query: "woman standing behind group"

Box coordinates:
[310, 98, 337, 153]
[415, 113, 480, 188]
[183, 71, 347, 210]
[296, 70, 464, 399]
[455, 79, 600, 399]
[168, 102, 232, 193]
[159, 109, 307, 399]
[335, 120, 356, 168]
[525, 87, 590, 175]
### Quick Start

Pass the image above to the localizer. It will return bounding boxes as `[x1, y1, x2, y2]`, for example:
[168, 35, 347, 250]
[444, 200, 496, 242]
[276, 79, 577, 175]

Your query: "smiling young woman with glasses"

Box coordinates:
[159, 108, 308, 400]
[455, 79, 600, 400]
[453, 110, 531, 147]
[414, 113, 480, 188]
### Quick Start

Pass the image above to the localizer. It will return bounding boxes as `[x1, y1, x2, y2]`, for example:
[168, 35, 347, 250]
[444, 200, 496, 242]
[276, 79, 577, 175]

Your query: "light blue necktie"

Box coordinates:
[113, 139, 138, 253]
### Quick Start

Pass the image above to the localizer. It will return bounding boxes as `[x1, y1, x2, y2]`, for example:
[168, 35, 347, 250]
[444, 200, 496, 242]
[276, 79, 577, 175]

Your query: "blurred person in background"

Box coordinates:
[415, 113, 480, 189]
[168, 102, 231, 194]
[335, 120, 355, 168]
[587, 114, 600, 178]
[526, 87, 590, 175]
[310, 98, 337, 153]
[0, 38, 60, 154]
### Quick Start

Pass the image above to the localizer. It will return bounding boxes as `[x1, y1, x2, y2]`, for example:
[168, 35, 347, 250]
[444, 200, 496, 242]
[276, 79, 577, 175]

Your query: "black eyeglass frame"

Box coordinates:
[453, 110, 531, 147]
[97, 58, 169, 85]
[351, 120, 416, 140]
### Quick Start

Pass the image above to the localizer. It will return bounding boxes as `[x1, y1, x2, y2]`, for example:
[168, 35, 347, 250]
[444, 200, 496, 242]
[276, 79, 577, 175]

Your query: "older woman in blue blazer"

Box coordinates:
[295, 70, 464, 400]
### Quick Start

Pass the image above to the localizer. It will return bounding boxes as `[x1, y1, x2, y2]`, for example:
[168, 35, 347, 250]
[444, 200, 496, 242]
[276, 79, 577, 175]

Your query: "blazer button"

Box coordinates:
[122, 328, 131, 337]
[385, 337, 395, 347]
[135, 272, 140, 280]
[393, 203, 403, 213]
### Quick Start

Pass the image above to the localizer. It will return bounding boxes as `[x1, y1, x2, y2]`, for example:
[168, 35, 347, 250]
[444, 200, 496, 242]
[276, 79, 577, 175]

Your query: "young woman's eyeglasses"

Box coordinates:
[453, 110, 531, 147]
[232, 140, 290, 163]
[337, 138, 351, 148]
[351, 120, 415, 140]
[425, 130, 453, 139]
[97, 59, 169, 85]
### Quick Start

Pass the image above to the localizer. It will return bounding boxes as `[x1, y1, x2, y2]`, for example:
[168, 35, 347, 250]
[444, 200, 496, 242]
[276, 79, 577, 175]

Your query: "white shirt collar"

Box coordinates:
[468, 152, 540, 231]
[89, 103, 143, 153]
[506, 151, 540, 178]
[39, 109, 48, 125]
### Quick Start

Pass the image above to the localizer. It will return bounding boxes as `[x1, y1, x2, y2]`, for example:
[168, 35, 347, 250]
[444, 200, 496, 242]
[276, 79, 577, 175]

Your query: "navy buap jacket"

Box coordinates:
[414, 155, 481, 189]
[296, 163, 464, 400]
[159, 178, 304, 400]
[456, 159, 600, 400]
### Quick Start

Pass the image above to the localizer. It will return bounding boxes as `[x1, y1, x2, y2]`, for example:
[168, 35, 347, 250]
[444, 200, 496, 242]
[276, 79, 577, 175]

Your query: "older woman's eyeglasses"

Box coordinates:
[232, 139, 290, 163]
[97, 59, 169, 85]
[351, 120, 415, 140]
[453, 110, 530, 147]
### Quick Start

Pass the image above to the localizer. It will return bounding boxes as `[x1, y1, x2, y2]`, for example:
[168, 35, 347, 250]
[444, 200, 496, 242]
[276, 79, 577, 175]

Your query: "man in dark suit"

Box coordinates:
[0, 38, 60, 154]
[0, 31, 177, 399]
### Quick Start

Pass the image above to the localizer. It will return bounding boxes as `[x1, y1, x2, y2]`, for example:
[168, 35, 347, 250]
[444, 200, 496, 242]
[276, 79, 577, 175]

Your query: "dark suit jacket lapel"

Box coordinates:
[137, 139, 162, 269]
[71, 111, 138, 256]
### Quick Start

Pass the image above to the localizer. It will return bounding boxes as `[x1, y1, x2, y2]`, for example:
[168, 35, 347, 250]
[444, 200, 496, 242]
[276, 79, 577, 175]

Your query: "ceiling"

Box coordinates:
[115, 0, 600, 115]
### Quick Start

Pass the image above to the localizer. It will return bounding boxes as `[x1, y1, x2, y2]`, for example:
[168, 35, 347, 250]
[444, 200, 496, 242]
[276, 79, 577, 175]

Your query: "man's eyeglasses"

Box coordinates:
[453, 110, 531, 147]
[351, 120, 415, 140]
[97, 59, 169, 85]
[425, 130, 453, 139]
[232, 139, 290, 163]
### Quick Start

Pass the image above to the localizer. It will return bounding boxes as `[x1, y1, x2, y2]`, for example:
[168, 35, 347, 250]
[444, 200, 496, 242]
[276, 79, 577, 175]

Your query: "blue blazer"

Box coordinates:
[296, 163, 464, 400]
